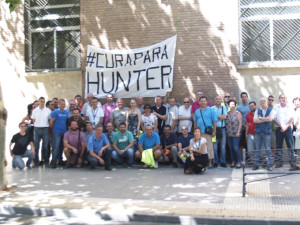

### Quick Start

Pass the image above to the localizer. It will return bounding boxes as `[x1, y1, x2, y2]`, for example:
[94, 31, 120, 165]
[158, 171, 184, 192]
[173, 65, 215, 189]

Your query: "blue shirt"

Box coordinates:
[212, 105, 227, 128]
[87, 133, 109, 154]
[194, 107, 218, 134]
[178, 134, 193, 149]
[51, 108, 68, 133]
[139, 132, 160, 150]
[237, 103, 250, 125]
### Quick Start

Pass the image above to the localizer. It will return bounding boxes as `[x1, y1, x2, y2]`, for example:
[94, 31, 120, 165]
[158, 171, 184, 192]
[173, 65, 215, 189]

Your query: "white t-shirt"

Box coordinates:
[190, 137, 207, 154]
[273, 104, 294, 127]
[86, 107, 104, 127]
[141, 113, 157, 129]
[178, 105, 192, 133]
[32, 107, 51, 127]
[166, 105, 179, 132]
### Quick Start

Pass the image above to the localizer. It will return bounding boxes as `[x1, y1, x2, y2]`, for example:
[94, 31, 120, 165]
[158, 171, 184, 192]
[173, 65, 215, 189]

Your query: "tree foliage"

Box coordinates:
[4, 0, 21, 12]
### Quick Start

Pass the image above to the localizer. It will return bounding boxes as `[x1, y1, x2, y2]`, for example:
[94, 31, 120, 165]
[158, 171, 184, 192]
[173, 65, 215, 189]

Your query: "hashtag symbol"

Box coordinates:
[86, 52, 96, 67]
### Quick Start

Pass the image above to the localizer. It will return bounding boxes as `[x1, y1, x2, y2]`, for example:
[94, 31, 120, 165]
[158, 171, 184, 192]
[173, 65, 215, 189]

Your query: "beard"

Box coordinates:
[71, 128, 78, 131]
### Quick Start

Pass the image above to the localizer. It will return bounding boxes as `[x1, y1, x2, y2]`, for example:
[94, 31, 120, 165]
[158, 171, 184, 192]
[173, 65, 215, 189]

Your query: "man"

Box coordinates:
[104, 122, 115, 146]
[152, 96, 167, 135]
[86, 97, 104, 128]
[112, 122, 135, 167]
[268, 95, 276, 149]
[52, 97, 59, 109]
[75, 94, 83, 111]
[50, 99, 69, 168]
[191, 90, 212, 120]
[9, 122, 35, 170]
[102, 93, 117, 131]
[31, 97, 51, 167]
[82, 93, 101, 117]
[194, 96, 217, 168]
[136, 125, 162, 168]
[63, 121, 86, 168]
[66, 108, 86, 131]
[87, 125, 112, 170]
[223, 92, 231, 111]
[159, 125, 179, 168]
[246, 101, 257, 154]
[110, 98, 128, 130]
[178, 97, 192, 134]
[177, 125, 193, 163]
[253, 97, 275, 171]
[237, 92, 250, 150]
[137, 96, 144, 115]
[212, 96, 227, 168]
[66, 99, 78, 118]
[273, 94, 299, 171]
[268, 95, 275, 108]
[46, 101, 55, 111]
[84, 121, 94, 143]
[165, 98, 179, 133]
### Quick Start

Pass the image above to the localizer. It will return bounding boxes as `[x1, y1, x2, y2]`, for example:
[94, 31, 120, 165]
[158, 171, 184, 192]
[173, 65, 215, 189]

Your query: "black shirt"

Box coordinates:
[160, 132, 177, 148]
[152, 105, 167, 135]
[11, 132, 33, 155]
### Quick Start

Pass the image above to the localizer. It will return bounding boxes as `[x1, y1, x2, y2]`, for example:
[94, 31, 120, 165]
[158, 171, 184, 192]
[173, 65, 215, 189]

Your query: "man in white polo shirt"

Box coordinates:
[31, 97, 51, 166]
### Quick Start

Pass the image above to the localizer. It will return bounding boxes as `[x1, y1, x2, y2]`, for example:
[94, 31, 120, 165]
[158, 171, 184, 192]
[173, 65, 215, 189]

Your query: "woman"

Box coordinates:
[225, 99, 242, 168]
[141, 104, 158, 133]
[125, 98, 141, 137]
[184, 127, 208, 174]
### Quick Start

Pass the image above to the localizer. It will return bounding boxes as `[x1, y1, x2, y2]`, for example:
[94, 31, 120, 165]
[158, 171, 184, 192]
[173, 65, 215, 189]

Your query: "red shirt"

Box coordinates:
[191, 100, 212, 114]
[246, 112, 256, 135]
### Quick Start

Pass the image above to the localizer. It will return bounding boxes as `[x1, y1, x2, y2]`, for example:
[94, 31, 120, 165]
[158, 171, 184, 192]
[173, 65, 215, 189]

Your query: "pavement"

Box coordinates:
[1, 163, 300, 224]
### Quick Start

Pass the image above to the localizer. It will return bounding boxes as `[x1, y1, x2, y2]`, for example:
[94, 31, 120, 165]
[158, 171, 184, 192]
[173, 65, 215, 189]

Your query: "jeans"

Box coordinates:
[34, 127, 50, 164]
[12, 150, 34, 170]
[227, 136, 241, 164]
[275, 127, 295, 165]
[247, 134, 256, 152]
[254, 133, 272, 166]
[87, 148, 112, 169]
[112, 147, 134, 165]
[51, 132, 64, 166]
[213, 128, 226, 164]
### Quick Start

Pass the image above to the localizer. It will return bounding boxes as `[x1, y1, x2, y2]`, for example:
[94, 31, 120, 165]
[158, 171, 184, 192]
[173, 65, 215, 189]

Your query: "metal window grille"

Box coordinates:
[239, 0, 300, 63]
[25, 0, 80, 71]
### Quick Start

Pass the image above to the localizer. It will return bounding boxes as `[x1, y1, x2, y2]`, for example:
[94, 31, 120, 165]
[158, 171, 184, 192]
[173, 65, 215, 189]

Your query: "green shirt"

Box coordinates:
[112, 130, 134, 150]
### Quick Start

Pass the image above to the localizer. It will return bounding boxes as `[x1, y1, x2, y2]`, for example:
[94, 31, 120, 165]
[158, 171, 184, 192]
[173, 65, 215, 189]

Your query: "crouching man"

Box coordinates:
[63, 121, 86, 168]
[9, 122, 35, 170]
[87, 124, 112, 170]
[136, 125, 161, 168]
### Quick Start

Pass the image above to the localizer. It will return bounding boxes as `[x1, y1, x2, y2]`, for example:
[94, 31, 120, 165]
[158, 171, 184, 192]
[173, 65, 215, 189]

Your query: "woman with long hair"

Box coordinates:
[226, 99, 242, 168]
[126, 98, 141, 137]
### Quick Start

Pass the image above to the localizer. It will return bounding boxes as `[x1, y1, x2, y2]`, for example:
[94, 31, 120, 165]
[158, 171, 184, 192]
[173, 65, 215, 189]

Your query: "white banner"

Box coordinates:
[85, 35, 177, 98]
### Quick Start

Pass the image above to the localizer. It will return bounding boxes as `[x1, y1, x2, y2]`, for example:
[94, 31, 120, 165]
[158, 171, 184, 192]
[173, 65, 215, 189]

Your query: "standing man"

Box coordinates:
[246, 101, 257, 154]
[52, 98, 59, 109]
[137, 96, 144, 115]
[110, 98, 128, 130]
[75, 95, 83, 111]
[268, 95, 276, 149]
[84, 121, 94, 143]
[165, 98, 179, 133]
[66, 108, 86, 131]
[66, 99, 78, 118]
[112, 122, 135, 167]
[178, 97, 192, 134]
[63, 121, 86, 168]
[9, 122, 35, 170]
[237, 92, 250, 151]
[212, 96, 227, 168]
[102, 94, 117, 131]
[191, 90, 212, 120]
[194, 96, 217, 168]
[223, 93, 231, 111]
[31, 97, 51, 166]
[50, 99, 69, 168]
[136, 125, 162, 168]
[253, 97, 275, 171]
[87, 125, 112, 170]
[86, 97, 104, 128]
[159, 125, 179, 168]
[152, 96, 167, 135]
[273, 94, 299, 170]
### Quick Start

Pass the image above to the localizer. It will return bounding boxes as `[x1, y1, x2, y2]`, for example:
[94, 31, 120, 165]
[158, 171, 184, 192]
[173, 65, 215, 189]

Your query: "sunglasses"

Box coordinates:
[184, 102, 189, 103]
[268, 99, 274, 101]
[225, 96, 230, 98]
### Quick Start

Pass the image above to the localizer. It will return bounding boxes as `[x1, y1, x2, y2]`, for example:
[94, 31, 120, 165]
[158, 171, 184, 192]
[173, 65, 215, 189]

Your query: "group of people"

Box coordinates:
[9, 90, 300, 174]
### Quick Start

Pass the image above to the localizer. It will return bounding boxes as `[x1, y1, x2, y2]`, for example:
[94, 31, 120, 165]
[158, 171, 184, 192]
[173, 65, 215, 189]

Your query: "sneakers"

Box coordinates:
[213, 163, 218, 168]
[275, 164, 283, 168]
[252, 165, 259, 170]
[172, 162, 178, 168]
[208, 165, 213, 169]
[154, 161, 158, 169]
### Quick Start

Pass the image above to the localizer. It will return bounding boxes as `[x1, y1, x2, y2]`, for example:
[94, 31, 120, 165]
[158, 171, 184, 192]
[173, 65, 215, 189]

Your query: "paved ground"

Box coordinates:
[1, 163, 300, 224]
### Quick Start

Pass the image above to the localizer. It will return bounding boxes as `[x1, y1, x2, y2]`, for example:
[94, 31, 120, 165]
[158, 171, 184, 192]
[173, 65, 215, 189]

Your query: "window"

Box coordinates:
[239, 0, 300, 64]
[25, 0, 80, 71]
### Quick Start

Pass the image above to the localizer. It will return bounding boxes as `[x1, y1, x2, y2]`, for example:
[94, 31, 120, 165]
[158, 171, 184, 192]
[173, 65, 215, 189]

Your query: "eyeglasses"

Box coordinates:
[183, 102, 189, 103]
[225, 96, 230, 98]
[268, 99, 274, 101]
